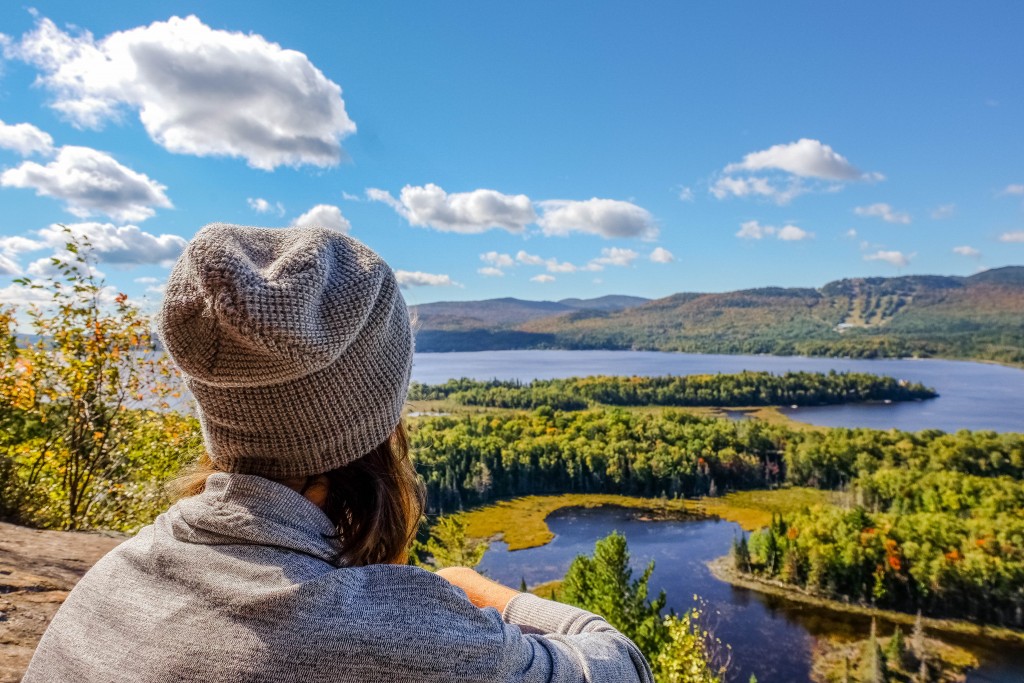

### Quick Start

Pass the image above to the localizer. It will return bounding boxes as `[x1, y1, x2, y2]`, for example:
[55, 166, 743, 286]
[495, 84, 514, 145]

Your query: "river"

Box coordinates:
[478, 506, 1024, 683]
[412, 350, 1024, 433]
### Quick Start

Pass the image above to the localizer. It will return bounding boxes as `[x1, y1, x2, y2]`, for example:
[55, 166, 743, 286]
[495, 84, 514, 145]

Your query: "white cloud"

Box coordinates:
[931, 204, 955, 220]
[394, 270, 456, 288]
[516, 250, 545, 266]
[710, 176, 777, 200]
[589, 247, 639, 268]
[133, 276, 160, 284]
[0, 236, 46, 254]
[0, 254, 21, 275]
[952, 245, 980, 257]
[999, 231, 1024, 243]
[530, 274, 555, 283]
[777, 225, 812, 241]
[649, 247, 674, 263]
[1000, 184, 1024, 196]
[477, 267, 504, 277]
[7, 16, 355, 170]
[0, 282, 56, 306]
[341, 191, 361, 202]
[248, 197, 284, 216]
[1, 145, 171, 222]
[712, 139, 880, 205]
[0, 119, 54, 156]
[845, 229, 858, 239]
[291, 204, 350, 233]
[480, 251, 515, 268]
[854, 203, 911, 224]
[37, 222, 186, 264]
[545, 258, 578, 273]
[725, 138, 874, 181]
[537, 198, 657, 239]
[736, 220, 813, 241]
[368, 184, 535, 233]
[678, 187, 694, 202]
[864, 250, 911, 267]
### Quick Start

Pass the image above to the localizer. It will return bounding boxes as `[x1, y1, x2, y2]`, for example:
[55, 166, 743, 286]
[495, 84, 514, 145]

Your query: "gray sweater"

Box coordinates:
[24, 473, 654, 682]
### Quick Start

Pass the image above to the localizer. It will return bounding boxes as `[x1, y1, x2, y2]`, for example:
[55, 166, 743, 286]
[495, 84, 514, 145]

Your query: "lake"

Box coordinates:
[412, 350, 1024, 432]
[479, 506, 1024, 683]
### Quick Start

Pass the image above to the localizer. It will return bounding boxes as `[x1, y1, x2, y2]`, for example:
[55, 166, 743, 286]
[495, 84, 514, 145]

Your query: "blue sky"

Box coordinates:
[0, 1, 1022, 307]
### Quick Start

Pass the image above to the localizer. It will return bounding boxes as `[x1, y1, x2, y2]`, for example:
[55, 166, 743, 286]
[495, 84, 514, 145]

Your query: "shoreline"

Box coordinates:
[707, 556, 1024, 646]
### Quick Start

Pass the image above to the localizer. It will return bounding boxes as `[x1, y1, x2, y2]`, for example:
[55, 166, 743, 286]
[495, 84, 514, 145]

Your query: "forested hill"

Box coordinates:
[411, 266, 1024, 364]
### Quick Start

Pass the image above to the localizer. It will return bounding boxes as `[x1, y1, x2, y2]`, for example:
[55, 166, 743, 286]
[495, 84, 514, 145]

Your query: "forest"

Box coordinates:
[408, 372, 936, 410]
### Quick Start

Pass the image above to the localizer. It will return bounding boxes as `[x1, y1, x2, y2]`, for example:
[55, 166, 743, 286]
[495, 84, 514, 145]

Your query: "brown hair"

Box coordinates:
[170, 421, 425, 567]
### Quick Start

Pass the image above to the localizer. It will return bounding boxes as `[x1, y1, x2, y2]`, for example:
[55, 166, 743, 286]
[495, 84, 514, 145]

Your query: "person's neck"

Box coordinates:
[274, 475, 330, 508]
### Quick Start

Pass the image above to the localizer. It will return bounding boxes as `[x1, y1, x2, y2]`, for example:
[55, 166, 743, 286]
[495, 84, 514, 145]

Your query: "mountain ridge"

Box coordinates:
[411, 266, 1024, 365]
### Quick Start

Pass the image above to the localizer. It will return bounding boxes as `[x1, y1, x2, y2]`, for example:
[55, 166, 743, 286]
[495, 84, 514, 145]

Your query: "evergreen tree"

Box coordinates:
[417, 516, 487, 569]
[519, 576, 528, 592]
[561, 532, 669, 663]
[885, 626, 906, 669]
[732, 533, 751, 573]
[861, 619, 888, 683]
[910, 611, 926, 661]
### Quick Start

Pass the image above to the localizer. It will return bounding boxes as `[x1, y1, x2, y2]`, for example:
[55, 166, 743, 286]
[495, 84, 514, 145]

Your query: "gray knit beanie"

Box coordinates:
[158, 223, 414, 478]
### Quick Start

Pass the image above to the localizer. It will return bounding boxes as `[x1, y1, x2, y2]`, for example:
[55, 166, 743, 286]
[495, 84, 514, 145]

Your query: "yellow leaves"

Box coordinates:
[92, 431, 105, 442]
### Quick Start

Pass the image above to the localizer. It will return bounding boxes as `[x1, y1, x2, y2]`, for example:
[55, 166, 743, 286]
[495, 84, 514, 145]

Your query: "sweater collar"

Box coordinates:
[168, 472, 343, 565]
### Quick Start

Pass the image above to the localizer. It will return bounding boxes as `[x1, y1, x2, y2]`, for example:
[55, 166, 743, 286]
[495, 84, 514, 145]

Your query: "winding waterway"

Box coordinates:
[417, 350, 1024, 680]
[412, 350, 1024, 433]
[479, 507, 1024, 683]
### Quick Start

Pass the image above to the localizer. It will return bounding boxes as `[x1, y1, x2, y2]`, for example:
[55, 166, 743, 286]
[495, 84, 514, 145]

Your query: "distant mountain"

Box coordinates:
[410, 295, 650, 351]
[413, 267, 1024, 365]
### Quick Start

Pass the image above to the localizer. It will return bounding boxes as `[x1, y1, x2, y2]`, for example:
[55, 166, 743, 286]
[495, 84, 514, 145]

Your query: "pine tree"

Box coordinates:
[861, 619, 888, 683]
[417, 516, 487, 569]
[885, 626, 906, 670]
[561, 532, 669, 663]
[519, 576, 528, 592]
[732, 533, 751, 573]
[910, 610, 926, 661]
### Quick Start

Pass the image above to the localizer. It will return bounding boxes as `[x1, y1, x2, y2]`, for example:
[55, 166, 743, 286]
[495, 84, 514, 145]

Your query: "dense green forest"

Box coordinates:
[411, 408, 1024, 627]
[408, 371, 936, 410]
[412, 267, 1024, 365]
[735, 430, 1024, 627]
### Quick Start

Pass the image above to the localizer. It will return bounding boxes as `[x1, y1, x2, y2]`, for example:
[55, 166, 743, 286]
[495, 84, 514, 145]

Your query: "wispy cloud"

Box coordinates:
[854, 203, 911, 225]
[736, 220, 814, 241]
[864, 249, 912, 267]
[248, 197, 285, 216]
[394, 270, 458, 288]
[999, 231, 1024, 243]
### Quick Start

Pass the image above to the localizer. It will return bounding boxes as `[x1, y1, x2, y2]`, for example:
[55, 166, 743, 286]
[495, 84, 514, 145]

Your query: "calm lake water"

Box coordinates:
[412, 350, 1024, 433]
[479, 507, 1024, 683]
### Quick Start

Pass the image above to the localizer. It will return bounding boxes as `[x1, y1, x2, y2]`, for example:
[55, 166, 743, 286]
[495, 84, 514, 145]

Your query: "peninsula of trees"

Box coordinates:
[409, 371, 936, 410]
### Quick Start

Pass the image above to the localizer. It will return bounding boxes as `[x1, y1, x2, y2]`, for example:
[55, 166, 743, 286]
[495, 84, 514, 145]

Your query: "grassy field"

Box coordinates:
[456, 487, 830, 551]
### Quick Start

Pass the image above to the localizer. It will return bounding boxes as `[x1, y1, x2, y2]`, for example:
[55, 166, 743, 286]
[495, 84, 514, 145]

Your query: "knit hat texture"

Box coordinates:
[158, 223, 414, 478]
